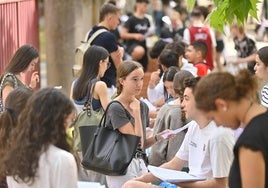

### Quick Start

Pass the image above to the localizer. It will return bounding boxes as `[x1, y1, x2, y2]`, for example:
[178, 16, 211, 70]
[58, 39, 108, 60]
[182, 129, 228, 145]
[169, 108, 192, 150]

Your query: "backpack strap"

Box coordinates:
[83, 28, 107, 44]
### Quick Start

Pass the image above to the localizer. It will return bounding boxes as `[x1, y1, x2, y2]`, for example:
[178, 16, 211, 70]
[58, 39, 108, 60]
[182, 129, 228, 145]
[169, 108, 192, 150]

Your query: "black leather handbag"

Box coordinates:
[80, 101, 140, 176]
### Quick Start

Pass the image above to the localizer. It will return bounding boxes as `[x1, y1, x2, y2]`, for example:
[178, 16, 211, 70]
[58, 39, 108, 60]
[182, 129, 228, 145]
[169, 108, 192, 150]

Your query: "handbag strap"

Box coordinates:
[83, 78, 99, 112]
[99, 100, 130, 128]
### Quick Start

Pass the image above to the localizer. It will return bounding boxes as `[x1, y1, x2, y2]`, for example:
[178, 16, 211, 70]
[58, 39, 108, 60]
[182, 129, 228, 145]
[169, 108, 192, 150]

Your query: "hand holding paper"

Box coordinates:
[161, 123, 190, 139]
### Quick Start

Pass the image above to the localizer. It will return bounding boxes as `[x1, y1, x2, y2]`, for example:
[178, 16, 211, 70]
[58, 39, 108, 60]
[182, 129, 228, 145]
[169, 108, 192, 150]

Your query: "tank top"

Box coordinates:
[189, 26, 213, 70]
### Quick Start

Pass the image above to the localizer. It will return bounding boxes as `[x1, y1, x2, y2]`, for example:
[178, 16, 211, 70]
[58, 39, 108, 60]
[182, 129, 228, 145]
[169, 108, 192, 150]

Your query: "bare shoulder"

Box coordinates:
[94, 81, 108, 94]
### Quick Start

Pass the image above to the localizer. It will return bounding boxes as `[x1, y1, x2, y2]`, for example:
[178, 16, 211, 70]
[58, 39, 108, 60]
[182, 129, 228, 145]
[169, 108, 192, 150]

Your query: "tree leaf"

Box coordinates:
[187, 0, 196, 11]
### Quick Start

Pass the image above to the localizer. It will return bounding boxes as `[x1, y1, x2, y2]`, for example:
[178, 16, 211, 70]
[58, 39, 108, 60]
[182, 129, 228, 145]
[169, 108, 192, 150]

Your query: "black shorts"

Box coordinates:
[216, 40, 224, 52]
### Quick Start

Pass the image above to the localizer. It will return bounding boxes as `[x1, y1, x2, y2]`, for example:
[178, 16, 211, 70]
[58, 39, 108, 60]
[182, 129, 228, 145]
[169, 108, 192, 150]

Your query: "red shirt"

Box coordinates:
[189, 26, 213, 70]
[194, 62, 210, 77]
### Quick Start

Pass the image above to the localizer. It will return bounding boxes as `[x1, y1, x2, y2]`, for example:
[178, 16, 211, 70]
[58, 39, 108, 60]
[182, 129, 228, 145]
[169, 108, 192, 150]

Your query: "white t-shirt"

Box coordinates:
[176, 121, 234, 179]
[147, 58, 197, 103]
[7, 145, 78, 188]
[147, 75, 164, 103]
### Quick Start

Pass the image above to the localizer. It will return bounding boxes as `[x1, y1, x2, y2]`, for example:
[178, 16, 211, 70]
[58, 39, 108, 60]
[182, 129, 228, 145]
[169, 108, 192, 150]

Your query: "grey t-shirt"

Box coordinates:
[105, 100, 149, 150]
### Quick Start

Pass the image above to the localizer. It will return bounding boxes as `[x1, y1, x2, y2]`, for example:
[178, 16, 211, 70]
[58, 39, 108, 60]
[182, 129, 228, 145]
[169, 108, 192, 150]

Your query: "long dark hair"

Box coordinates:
[73, 45, 109, 100]
[4, 44, 39, 75]
[163, 66, 179, 101]
[0, 88, 75, 183]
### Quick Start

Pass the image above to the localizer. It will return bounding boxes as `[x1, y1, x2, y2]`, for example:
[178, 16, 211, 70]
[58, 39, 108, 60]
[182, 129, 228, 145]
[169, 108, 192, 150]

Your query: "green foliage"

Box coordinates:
[187, 0, 260, 33]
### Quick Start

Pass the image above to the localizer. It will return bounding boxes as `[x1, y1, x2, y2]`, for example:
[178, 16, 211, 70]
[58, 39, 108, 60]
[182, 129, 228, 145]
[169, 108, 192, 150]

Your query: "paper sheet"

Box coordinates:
[148, 165, 205, 183]
[77, 181, 105, 188]
[161, 123, 190, 139]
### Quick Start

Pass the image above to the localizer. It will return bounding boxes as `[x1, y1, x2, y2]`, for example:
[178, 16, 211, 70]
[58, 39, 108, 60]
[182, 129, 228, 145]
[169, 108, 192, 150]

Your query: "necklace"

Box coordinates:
[242, 100, 254, 124]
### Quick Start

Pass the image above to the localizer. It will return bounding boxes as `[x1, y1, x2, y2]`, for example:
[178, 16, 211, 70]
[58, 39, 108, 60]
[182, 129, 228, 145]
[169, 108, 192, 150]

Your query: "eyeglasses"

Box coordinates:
[103, 60, 111, 68]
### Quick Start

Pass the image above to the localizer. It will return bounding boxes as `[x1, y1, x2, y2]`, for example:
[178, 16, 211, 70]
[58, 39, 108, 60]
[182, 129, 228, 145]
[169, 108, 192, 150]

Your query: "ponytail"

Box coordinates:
[194, 70, 258, 112]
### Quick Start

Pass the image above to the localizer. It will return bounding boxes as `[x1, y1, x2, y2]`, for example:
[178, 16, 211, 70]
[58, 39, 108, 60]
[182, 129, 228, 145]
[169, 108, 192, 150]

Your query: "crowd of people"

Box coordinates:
[1, 0, 268, 188]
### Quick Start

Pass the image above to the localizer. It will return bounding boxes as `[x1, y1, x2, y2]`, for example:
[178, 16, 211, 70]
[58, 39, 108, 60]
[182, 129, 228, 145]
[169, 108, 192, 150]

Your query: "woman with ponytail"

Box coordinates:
[194, 69, 268, 188]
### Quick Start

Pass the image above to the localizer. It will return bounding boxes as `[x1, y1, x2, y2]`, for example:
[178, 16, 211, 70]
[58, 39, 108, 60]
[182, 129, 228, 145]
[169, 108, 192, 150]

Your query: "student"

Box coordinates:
[230, 24, 257, 74]
[185, 41, 210, 77]
[123, 77, 234, 188]
[0, 88, 33, 188]
[120, 0, 151, 70]
[147, 48, 181, 107]
[0, 44, 39, 109]
[88, 3, 124, 96]
[70, 45, 111, 115]
[194, 70, 268, 188]
[183, 7, 217, 70]
[162, 66, 179, 103]
[105, 60, 172, 188]
[254, 46, 268, 107]
[148, 70, 194, 166]
[70, 45, 110, 184]
[165, 41, 198, 77]
[0, 88, 78, 188]
[160, 10, 183, 42]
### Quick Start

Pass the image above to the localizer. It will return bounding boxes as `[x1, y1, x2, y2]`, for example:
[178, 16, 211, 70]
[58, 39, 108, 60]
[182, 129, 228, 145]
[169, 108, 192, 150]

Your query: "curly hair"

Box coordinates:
[0, 88, 75, 183]
[0, 88, 33, 158]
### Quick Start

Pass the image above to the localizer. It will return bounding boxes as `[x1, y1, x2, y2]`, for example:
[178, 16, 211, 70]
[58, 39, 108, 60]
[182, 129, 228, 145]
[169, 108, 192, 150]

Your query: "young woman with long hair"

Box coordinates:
[0, 44, 39, 107]
[105, 60, 171, 188]
[194, 70, 267, 188]
[0, 88, 77, 188]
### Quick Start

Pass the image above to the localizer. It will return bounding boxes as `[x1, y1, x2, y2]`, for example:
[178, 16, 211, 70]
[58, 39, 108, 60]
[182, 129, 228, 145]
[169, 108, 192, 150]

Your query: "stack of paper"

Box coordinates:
[148, 165, 205, 183]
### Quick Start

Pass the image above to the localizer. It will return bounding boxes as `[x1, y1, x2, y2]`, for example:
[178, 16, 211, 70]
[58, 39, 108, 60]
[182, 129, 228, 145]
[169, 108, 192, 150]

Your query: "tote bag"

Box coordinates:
[73, 80, 103, 151]
[80, 101, 140, 176]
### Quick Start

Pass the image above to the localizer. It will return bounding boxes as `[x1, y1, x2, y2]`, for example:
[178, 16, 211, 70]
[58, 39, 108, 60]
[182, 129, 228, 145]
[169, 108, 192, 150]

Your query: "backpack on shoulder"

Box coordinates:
[73, 29, 107, 77]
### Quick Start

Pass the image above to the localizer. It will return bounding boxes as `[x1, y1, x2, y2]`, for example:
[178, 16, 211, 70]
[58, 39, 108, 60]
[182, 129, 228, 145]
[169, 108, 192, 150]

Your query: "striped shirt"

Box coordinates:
[261, 84, 268, 108]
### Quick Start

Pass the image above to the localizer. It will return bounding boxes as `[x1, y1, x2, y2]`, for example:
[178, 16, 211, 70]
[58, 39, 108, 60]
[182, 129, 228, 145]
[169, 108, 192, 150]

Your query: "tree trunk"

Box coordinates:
[44, 0, 107, 94]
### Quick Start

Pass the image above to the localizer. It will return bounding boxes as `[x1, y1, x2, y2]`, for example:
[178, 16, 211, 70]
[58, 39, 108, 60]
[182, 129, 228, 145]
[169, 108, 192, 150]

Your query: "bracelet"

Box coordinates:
[154, 135, 158, 142]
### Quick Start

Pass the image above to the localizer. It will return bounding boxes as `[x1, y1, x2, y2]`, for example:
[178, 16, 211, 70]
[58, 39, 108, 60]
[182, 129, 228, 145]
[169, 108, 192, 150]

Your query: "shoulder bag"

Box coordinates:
[0, 73, 18, 113]
[73, 79, 104, 151]
[80, 101, 140, 176]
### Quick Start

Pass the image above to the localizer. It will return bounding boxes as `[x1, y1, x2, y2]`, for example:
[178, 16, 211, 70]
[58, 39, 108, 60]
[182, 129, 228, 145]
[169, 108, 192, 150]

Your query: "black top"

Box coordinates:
[124, 15, 150, 49]
[229, 110, 268, 188]
[88, 26, 118, 87]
